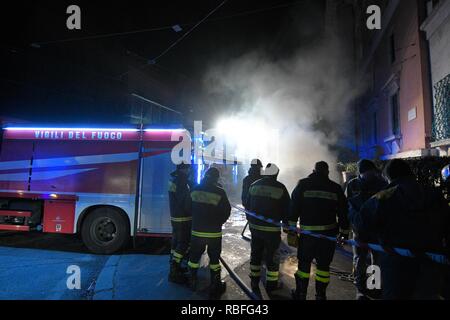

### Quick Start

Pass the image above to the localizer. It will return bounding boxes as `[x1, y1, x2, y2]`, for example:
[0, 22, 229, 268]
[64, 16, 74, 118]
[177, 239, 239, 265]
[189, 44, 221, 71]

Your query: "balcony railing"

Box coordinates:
[432, 74, 450, 142]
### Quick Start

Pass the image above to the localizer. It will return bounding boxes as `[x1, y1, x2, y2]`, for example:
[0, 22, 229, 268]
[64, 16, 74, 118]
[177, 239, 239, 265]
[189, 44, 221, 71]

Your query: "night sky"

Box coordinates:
[0, 0, 326, 127]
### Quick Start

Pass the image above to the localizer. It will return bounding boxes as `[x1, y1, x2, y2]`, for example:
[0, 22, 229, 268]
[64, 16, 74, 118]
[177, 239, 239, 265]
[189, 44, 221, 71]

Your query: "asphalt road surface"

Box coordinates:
[0, 224, 246, 300]
[0, 208, 354, 300]
[0, 231, 172, 299]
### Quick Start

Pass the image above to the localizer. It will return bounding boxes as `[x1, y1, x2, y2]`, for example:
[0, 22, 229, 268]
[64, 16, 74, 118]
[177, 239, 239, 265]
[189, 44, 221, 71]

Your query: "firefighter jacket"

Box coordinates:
[289, 172, 349, 235]
[246, 176, 290, 232]
[353, 177, 449, 252]
[242, 167, 262, 209]
[190, 179, 231, 238]
[168, 171, 192, 223]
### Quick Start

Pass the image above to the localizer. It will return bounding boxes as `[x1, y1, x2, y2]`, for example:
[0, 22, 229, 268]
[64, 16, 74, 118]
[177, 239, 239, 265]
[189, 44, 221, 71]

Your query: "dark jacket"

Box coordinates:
[347, 173, 388, 239]
[242, 167, 262, 209]
[354, 177, 449, 300]
[246, 176, 290, 231]
[168, 170, 192, 221]
[354, 177, 448, 252]
[345, 172, 388, 201]
[190, 178, 231, 234]
[289, 172, 349, 235]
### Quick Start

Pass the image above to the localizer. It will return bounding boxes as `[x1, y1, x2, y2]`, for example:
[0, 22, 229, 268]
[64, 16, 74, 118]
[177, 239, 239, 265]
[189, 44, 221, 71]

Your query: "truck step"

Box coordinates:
[0, 224, 30, 231]
[0, 210, 32, 217]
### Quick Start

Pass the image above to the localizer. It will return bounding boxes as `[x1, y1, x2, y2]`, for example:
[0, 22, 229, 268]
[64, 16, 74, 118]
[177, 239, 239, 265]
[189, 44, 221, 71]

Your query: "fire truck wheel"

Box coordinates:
[81, 207, 130, 254]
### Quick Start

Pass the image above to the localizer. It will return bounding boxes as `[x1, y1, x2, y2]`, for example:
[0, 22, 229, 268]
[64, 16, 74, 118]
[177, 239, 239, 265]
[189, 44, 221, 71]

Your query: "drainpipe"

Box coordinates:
[419, 1, 436, 149]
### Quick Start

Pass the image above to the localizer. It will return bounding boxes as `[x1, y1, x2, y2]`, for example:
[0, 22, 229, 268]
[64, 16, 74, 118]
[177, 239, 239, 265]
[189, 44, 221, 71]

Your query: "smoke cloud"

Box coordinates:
[201, 36, 362, 192]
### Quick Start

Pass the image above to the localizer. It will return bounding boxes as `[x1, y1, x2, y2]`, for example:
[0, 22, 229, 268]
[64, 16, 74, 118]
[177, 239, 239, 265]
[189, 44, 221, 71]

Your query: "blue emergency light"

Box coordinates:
[442, 165, 450, 182]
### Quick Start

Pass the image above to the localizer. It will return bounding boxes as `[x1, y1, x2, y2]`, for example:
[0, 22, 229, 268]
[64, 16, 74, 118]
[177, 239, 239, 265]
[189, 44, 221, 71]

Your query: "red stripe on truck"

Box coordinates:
[0, 210, 32, 217]
[0, 224, 30, 231]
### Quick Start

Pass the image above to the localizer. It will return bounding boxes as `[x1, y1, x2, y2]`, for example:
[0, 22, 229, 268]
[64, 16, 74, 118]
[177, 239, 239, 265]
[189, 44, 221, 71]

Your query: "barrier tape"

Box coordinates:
[232, 205, 450, 266]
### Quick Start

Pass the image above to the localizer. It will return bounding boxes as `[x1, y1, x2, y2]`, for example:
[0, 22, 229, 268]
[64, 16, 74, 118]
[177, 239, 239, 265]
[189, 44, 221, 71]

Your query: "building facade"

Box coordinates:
[354, 0, 435, 160]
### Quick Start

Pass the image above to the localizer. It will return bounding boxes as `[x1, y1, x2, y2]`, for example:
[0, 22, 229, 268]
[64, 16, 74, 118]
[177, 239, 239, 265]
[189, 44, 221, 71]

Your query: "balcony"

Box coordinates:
[431, 74, 450, 148]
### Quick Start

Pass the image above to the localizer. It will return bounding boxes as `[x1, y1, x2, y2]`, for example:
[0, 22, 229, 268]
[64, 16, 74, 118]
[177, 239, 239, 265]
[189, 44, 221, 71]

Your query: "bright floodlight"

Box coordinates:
[214, 117, 278, 164]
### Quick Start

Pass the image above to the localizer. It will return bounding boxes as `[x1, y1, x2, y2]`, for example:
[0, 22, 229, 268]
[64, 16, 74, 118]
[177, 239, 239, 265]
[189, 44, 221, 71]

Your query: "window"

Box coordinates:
[390, 33, 396, 63]
[391, 93, 401, 135]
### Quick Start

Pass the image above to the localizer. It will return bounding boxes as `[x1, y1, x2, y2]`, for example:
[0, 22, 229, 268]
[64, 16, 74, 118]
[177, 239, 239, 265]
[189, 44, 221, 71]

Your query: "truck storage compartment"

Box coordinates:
[42, 199, 75, 234]
[0, 199, 42, 231]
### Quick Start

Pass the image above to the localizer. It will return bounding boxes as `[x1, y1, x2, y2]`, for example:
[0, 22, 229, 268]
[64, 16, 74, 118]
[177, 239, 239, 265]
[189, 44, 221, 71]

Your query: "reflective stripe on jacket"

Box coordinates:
[247, 176, 290, 232]
[289, 172, 349, 235]
[191, 180, 231, 235]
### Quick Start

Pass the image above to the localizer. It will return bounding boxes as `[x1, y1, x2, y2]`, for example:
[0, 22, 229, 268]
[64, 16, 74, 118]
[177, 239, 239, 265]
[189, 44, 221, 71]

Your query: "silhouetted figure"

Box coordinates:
[354, 159, 448, 300]
[242, 159, 263, 209]
[346, 159, 387, 299]
[290, 161, 349, 300]
[246, 163, 290, 296]
[168, 163, 192, 284]
[188, 167, 231, 299]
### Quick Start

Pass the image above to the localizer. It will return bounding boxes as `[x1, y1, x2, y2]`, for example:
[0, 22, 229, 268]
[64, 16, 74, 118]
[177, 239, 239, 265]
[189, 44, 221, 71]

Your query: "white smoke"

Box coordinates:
[202, 37, 361, 192]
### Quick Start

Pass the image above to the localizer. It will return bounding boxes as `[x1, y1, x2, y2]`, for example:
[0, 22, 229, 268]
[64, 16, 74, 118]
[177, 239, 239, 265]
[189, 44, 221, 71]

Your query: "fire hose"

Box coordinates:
[219, 256, 262, 300]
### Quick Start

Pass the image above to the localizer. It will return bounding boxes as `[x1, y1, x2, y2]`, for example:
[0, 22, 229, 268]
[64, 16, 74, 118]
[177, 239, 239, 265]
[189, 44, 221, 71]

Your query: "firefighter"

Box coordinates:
[168, 163, 192, 284]
[354, 159, 448, 300]
[346, 159, 387, 300]
[188, 167, 231, 299]
[290, 161, 349, 300]
[242, 159, 263, 209]
[246, 163, 290, 295]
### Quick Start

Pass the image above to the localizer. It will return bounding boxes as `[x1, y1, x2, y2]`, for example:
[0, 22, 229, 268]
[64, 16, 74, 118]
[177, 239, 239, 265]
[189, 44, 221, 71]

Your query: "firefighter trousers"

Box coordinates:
[249, 230, 281, 283]
[296, 233, 335, 296]
[188, 235, 222, 274]
[171, 221, 192, 263]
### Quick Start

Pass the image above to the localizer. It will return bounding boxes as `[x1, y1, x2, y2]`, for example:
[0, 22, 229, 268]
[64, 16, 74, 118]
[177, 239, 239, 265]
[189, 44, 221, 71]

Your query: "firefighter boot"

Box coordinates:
[180, 247, 190, 274]
[250, 276, 262, 297]
[179, 259, 189, 274]
[168, 261, 188, 284]
[292, 275, 308, 300]
[189, 268, 198, 291]
[209, 270, 226, 299]
[250, 276, 261, 292]
[265, 280, 284, 294]
[315, 280, 328, 301]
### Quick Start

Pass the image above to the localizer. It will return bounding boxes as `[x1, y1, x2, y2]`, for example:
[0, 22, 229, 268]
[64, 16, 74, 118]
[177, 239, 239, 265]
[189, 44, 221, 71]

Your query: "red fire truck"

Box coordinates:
[0, 126, 185, 254]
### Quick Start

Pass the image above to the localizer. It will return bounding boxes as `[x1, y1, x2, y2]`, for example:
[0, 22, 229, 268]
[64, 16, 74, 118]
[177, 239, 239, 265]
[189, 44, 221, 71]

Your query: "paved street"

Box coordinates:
[0, 233, 109, 299]
[0, 218, 247, 300]
[0, 208, 354, 300]
[0, 232, 226, 300]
